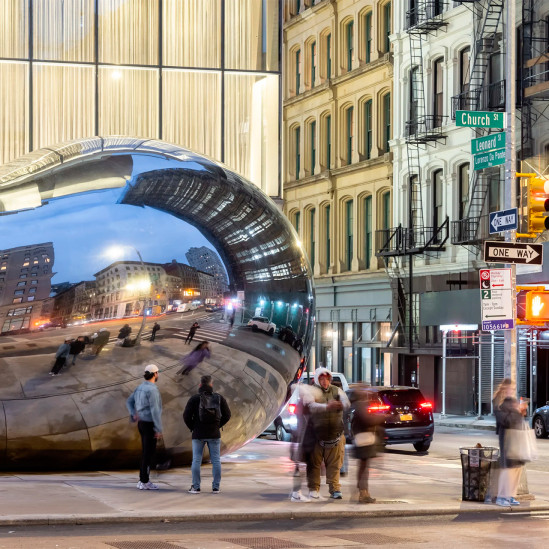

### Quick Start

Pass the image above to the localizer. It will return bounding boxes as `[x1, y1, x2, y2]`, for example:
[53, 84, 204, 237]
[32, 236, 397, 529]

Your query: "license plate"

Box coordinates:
[400, 414, 412, 421]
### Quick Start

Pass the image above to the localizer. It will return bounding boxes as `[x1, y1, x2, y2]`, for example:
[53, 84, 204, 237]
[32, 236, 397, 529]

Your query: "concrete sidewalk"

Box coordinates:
[434, 413, 497, 431]
[1, 438, 548, 526]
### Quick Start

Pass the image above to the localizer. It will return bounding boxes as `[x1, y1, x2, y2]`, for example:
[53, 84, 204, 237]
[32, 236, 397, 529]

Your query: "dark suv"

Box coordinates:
[348, 385, 434, 452]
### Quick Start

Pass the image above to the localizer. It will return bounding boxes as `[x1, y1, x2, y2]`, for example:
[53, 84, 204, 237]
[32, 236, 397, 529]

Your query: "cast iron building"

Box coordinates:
[0, 0, 282, 198]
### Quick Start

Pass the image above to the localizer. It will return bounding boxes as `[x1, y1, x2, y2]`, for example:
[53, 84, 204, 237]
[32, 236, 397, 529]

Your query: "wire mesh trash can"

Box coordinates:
[460, 447, 499, 502]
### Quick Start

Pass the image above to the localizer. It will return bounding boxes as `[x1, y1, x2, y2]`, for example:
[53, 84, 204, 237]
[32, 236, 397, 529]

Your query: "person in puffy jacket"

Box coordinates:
[178, 341, 211, 375]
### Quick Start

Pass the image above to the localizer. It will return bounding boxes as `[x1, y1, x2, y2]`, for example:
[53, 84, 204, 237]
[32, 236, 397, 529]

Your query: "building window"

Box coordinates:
[310, 41, 317, 87]
[365, 195, 373, 269]
[459, 163, 469, 219]
[409, 67, 419, 133]
[382, 2, 392, 53]
[324, 115, 332, 170]
[309, 208, 316, 267]
[364, 99, 372, 159]
[293, 211, 301, 235]
[294, 126, 301, 180]
[382, 93, 391, 153]
[325, 204, 331, 268]
[433, 170, 443, 230]
[13, 298, 23, 304]
[364, 12, 372, 63]
[433, 58, 443, 128]
[27, 296, 35, 301]
[326, 32, 332, 78]
[295, 49, 301, 95]
[382, 191, 391, 230]
[460, 47, 470, 94]
[309, 121, 316, 175]
[488, 174, 500, 212]
[346, 20, 354, 72]
[345, 200, 354, 271]
[345, 106, 354, 165]
[17, 281, 26, 287]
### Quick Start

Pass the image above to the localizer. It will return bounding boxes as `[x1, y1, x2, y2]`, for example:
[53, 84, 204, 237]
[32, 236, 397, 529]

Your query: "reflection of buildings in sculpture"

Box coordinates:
[186, 246, 228, 297]
[51, 281, 96, 325]
[196, 270, 217, 302]
[91, 259, 216, 319]
[0, 242, 54, 333]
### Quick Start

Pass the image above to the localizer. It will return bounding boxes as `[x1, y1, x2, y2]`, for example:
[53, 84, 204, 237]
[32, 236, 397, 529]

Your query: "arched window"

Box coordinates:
[309, 208, 316, 267]
[344, 19, 354, 72]
[458, 163, 469, 219]
[433, 58, 444, 128]
[364, 195, 373, 269]
[344, 199, 354, 271]
[308, 119, 317, 175]
[381, 1, 391, 53]
[360, 10, 373, 64]
[363, 99, 373, 159]
[344, 105, 354, 165]
[432, 169, 443, 231]
[320, 112, 332, 170]
[290, 125, 301, 180]
[381, 93, 391, 153]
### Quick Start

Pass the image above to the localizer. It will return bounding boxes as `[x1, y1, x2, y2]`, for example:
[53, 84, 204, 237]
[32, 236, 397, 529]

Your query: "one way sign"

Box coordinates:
[489, 208, 518, 234]
[484, 241, 543, 265]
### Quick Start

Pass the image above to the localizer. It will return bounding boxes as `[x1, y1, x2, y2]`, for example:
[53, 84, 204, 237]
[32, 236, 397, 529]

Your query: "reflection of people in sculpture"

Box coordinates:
[117, 324, 132, 341]
[68, 336, 86, 365]
[185, 322, 200, 344]
[150, 322, 160, 341]
[92, 328, 110, 355]
[49, 339, 71, 376]
[178, 341, 211, 375]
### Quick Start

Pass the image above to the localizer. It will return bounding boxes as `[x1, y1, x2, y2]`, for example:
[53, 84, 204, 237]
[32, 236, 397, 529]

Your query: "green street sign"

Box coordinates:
[474, 147, 506, 171]
[456, 110, 505, 129]
[471, 132, 506, 155]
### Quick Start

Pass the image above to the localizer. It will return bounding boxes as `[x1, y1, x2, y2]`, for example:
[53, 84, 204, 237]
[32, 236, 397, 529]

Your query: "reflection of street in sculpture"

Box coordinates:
[185, 322, 200, 345]
[92, 328, 111, 355]
[49, 339, 71, 376]
[178, 341, 211, 376]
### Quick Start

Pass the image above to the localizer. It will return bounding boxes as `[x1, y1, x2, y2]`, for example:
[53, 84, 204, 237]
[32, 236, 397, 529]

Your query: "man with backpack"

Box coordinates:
[183, 375, 231, 494]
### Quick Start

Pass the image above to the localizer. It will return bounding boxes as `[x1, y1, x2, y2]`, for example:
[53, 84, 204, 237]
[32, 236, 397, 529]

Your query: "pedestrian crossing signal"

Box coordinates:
[525, 291, 549, 322]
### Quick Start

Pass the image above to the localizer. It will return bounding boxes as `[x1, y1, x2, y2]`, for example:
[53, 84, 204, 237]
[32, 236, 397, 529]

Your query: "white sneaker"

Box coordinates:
[290, 490, 311, 502]
[141, 481, 159, 490]
[308, 490, 322, 500]
[137, 481, 144, 490]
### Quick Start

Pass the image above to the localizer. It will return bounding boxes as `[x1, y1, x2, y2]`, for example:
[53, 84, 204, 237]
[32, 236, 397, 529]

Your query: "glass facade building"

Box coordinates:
[0, 0, 281, 197]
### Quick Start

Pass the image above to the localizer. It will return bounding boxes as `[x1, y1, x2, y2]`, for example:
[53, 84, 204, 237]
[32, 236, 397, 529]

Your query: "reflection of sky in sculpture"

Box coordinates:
[1, 190, 213, 284]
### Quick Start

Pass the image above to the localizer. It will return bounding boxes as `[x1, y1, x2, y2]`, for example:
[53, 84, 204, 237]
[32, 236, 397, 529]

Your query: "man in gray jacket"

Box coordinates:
[126, 364, 163, 490]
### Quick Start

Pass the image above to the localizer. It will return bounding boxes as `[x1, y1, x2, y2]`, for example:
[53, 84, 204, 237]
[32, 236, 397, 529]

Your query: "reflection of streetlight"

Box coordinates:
[106, 245, 149, 345]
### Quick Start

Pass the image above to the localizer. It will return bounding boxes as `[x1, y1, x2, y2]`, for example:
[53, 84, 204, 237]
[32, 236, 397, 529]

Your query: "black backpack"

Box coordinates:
[199, 393, 221, 424]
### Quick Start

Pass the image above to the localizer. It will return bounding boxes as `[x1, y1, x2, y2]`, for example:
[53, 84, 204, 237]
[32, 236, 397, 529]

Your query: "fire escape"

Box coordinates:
[519, 0, 549, 168]
[375, 1, 449, 352]
[450, 0, 505, 246]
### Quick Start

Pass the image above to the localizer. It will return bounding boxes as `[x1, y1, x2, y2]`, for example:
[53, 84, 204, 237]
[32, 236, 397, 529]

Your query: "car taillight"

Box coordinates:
[419, 402, 433, 410]
[288, 404, 297, 415]
[368, 404, 390, 413]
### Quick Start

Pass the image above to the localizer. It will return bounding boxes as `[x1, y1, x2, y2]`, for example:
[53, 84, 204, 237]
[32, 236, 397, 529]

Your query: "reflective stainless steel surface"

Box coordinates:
[0, 138, 313, 470]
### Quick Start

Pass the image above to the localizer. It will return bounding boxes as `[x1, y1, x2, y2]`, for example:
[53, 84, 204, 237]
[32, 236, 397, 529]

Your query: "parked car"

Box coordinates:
[247, 316, 276, 335]
[263, 371, 350, 441]
[347, 385, 434, 452]
[278, 325, 304, 354]
[532, 403, 549, 438]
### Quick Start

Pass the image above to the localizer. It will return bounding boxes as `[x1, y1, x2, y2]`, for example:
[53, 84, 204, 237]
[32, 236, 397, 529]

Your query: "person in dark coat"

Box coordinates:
[185, 322, 200, 344]
[493, 378, 527, 507]
[117, 324, 132, 341]
[67, 336, 86, 365]
[183, 375, 231, 494]
[150, 322, 160, 341]
[350, 387, 385, 503]
[50, 339, 71, 375]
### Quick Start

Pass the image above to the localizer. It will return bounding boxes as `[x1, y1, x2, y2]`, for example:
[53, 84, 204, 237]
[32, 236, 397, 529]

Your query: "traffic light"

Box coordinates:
[527, 176, 549, 233]
[525, 291, 549, 322]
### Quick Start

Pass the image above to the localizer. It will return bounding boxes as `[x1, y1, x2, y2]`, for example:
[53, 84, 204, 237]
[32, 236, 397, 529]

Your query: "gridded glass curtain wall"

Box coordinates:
[0, 0, 281, 197]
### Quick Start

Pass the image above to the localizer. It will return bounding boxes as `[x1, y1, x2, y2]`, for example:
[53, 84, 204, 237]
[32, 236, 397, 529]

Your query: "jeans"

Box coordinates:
[137, 421, 157, 483]
[191, 438, 221, 490]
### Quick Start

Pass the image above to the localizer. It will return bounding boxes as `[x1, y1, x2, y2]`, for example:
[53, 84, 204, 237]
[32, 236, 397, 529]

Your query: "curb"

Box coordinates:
[2, 503, 549, 527]
[435, 422, 496, 432]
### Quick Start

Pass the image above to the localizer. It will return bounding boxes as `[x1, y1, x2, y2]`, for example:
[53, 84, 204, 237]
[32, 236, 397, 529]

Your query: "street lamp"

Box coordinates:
[106, 245, 149, 345]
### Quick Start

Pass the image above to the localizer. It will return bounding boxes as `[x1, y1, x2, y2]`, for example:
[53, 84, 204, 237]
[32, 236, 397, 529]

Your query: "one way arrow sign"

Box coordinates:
[489, 208, 517, 234]
[484, 241, 543, 265]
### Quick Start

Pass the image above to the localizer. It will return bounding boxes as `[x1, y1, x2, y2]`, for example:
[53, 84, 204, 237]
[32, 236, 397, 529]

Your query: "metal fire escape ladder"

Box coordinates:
[451, 0, 505, 246]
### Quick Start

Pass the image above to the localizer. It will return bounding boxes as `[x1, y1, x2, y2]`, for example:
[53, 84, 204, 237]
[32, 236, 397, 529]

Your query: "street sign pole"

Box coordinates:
[504, 0, 517, 385]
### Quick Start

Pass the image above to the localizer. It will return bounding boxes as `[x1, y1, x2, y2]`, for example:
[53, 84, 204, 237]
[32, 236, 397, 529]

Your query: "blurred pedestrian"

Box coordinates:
[117, 324, 132, 345]
[49, 338, 72, 376]
[302, 367, 350, 500]
[178, 341, 211, 376]
[185, 321, 200, 344]
[92, 328, 110, 355]
[183, 375, 231, 494]
[493, 378, 527, 507]
[150, 322, 161, 341]
[350, 387, 385, 503]
[290, 383, 315, 502]
[126, 364, 163, 491]
[67, 336, 86, 365]
[229, 313, 235, 329]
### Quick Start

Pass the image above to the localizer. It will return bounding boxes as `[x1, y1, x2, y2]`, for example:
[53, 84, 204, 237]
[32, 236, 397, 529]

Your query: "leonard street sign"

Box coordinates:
[471, 132, 506, 155]
[456, 110, 505, 129]
[489, 208, 518, 234]
[484, 241, 543, 265]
